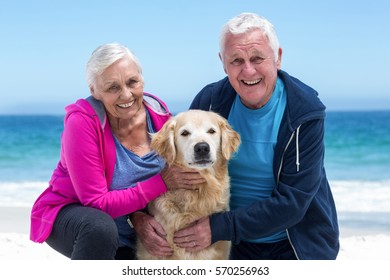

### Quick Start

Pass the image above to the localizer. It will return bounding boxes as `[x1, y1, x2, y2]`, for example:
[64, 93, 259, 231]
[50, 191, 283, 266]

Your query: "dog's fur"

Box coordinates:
[136, 110, 240, 260]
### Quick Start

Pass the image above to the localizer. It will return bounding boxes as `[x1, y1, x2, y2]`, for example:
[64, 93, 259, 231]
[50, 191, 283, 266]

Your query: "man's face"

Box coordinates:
[220, 29, 282, 109]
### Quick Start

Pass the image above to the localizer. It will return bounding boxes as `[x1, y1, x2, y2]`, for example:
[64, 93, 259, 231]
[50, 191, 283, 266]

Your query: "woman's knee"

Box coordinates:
[79, 209, 118, 244]
[72, 208, 119, 259]
[48, 205, 120, 259]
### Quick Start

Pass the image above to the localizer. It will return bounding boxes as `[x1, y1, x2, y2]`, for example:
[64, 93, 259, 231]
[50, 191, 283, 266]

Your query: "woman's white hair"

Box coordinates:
[86, 42, 143, 87]
[219, 13, 280, 62]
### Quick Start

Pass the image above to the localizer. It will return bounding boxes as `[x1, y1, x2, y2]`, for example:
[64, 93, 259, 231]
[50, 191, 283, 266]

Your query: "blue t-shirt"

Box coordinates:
[228, 77, 287, 243]
[110, 110, 165, 248]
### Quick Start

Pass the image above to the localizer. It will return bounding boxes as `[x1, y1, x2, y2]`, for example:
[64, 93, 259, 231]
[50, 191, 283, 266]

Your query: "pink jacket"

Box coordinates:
[30, 93, 172, 243]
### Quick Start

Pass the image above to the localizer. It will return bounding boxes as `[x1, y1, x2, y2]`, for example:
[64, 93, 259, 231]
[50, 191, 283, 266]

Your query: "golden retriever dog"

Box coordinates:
[137, 110, 240, 260]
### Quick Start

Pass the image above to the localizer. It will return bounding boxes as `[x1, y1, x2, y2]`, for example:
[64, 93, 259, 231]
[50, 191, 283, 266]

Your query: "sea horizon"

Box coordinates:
[1, 108, 390, 116]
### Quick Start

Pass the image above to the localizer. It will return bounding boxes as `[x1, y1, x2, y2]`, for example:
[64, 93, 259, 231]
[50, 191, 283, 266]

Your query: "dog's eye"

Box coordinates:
[181, 130, 190, 136]
[208, 128, 216, 134]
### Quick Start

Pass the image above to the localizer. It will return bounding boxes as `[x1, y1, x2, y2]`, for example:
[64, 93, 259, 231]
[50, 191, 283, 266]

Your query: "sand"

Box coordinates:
[0, 206, 389, 260]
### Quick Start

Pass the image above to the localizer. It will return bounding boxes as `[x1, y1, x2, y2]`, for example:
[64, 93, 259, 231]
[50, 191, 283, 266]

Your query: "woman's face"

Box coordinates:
[90, 56, 144, 121]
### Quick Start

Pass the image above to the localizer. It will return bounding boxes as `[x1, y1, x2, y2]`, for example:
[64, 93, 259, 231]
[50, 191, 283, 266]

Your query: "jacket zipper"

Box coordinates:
[277, 130, 300, 260]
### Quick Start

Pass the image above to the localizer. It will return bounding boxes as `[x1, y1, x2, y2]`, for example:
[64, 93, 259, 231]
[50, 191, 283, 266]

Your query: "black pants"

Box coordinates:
[46, 204, 136, 260]
[230, 239, 297, 260]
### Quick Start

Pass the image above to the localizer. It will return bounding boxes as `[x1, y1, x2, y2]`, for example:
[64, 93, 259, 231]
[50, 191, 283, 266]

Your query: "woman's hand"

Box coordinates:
[161, 164, 206, 190]
[173, 217, 211, 252]
[131, 211, 173, 257]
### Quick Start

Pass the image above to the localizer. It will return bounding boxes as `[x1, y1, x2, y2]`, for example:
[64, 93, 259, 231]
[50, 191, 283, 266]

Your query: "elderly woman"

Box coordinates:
[30, 43, 203, 260]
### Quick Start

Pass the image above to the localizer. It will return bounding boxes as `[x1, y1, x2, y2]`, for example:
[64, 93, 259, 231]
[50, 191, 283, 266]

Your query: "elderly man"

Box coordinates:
[173, 12, 339, 260]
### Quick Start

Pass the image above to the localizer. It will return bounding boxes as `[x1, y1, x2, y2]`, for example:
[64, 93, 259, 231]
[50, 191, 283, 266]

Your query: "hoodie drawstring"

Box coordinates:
[276, 125, 301, 184]
[295, 125, 301, 172]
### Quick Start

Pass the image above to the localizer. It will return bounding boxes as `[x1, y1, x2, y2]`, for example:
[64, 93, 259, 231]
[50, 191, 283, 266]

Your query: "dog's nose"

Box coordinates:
[194, 142, 210, 156]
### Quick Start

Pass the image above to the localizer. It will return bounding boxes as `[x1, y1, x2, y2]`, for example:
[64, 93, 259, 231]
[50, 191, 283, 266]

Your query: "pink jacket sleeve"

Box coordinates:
[62, 112, 167, 218]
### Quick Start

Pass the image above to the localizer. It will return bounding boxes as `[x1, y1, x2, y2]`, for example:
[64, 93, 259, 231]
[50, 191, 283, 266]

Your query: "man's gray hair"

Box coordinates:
[219, 13, 280, 62]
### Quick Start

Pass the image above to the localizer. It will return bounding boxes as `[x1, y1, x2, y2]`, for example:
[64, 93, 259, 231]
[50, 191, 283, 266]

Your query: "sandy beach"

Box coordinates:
[0, 207, 66, 260]
[0, 206, 389, 260]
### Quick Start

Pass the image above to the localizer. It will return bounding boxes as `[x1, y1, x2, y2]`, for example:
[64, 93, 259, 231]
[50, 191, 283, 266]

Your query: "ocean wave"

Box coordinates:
[330, 180, 390, 212]
[0, 181, 48, 207]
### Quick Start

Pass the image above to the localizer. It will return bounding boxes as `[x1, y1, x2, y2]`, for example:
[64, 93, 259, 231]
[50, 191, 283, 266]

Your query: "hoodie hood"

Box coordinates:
[278, 70, 326, 132]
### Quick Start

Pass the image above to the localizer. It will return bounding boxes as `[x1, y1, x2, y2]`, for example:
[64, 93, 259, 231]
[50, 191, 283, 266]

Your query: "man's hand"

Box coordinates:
[173, 217, 211, 252]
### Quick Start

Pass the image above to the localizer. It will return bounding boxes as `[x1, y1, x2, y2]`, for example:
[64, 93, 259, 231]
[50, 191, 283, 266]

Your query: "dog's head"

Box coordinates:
[151, 110, 240, 170]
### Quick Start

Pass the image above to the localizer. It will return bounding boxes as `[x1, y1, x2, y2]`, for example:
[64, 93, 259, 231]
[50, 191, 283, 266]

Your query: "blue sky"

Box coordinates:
[1, 0, 389, 114]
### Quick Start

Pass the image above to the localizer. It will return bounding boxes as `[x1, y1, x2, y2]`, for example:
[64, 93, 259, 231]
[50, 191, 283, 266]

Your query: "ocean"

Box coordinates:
[1, 111, 389, 235]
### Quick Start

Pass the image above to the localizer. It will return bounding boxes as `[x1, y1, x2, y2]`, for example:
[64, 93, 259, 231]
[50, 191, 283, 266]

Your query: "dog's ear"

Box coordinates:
[219, 117, 241, 160]
[151, 117, 176, 165]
